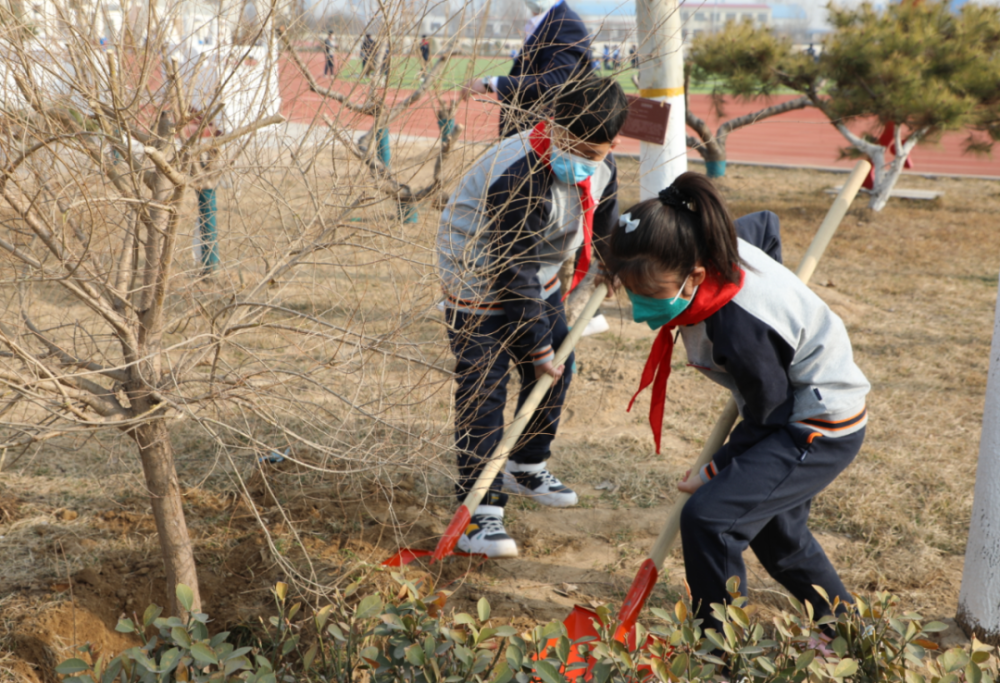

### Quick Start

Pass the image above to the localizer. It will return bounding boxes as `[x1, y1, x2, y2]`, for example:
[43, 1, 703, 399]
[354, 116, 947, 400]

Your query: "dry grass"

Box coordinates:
[1, 149, 997, 679]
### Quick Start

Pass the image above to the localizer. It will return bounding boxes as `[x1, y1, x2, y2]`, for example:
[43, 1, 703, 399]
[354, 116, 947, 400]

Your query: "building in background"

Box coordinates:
[679, 3, 771, 40]
[569, 0, 822, 48]
[769, 4, 810, 42]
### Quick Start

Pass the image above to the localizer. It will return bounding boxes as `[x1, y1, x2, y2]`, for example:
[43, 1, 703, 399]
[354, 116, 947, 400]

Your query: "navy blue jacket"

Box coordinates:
[495, 1, 593, 136]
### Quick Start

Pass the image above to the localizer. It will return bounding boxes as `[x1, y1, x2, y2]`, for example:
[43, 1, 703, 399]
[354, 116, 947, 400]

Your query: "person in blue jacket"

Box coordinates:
[606, 173, 869, 632]
[438, 77, 629, 557]
[464, 0, 593, 137]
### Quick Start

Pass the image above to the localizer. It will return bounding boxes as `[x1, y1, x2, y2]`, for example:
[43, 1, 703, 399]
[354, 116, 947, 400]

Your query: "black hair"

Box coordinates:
[607, 172, 744, 294]
[552, 76, 630, 144]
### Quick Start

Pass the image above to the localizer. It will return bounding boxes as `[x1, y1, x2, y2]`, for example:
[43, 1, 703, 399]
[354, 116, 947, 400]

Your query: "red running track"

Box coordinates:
[279, 54, 1000, 177]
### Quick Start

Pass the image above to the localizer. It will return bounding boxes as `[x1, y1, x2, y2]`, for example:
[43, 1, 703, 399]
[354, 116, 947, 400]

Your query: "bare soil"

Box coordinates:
[2, 150, 997, 681]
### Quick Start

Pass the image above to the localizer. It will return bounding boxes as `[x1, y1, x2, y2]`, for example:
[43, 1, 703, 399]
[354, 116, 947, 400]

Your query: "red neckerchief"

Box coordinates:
[529, 121, 595, 296]
[628, 270, 745, 453]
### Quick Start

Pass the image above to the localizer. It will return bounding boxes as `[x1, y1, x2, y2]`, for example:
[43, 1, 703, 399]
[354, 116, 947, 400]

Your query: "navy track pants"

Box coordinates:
[446, 291, 573, 508]
[680, 419, 864, 631]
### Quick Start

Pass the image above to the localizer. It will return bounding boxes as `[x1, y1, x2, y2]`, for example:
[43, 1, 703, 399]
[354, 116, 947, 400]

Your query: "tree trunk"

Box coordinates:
[867, 129, 923, 211]
[957, 274, 1000, 645]
[685, 109, 727, 176]
[134, 419, 202, 618]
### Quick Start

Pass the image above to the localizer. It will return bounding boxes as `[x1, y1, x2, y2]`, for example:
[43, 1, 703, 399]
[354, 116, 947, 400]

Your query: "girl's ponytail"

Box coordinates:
[661, 173, 741, 285]
[607, 171, 744, 294]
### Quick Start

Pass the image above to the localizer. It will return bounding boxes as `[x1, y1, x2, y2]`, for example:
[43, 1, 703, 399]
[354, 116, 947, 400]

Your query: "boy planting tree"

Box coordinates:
[437, 77, 629, 557]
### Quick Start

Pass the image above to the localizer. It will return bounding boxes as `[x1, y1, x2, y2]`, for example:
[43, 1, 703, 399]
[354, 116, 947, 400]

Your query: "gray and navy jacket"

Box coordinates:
[437, 128, 618, 366]
[688, 212, 870, 483]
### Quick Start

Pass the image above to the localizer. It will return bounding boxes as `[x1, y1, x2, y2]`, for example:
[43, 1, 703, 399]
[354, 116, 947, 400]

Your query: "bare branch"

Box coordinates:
[188, 113, 285, 157]
[144, 146, 190, 186]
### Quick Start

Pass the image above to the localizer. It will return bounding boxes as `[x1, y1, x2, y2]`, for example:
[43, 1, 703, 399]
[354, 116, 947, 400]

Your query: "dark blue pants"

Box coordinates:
[446, 292, 573, 507]
[680, 420, 865, 631]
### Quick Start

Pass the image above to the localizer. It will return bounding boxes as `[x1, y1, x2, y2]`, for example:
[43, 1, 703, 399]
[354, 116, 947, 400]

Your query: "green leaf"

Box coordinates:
[968, 662, 984, 683]
[495, 625, 518, 637]
[171, 626, 191, 648]
[650, 608, 673, 623]
[756, 655, 776, 674]
[651, 658, 670, 683]
[555, 636, 571, 665]
[281, 634, 299, 656]
[175, 584, 195, 613]
[158, 648, 181, 674]
[405, 643, 426, 666]
[225, 656, 251, 676]
[941, 648, 971, 673]
[115, 618, 136, 634]
[670, 652, 690, 677]
[834, 658, 859, 678]
[534, 659, 563, 683]
[492, 661, 515, 683]
[923, 621, 951, 633]
[506, 643, 524, 670]
[831, 636, 848, 658]
[905, 670, 926, 683]
[355, 595, 383, 620]
[55, 658, 91, 675]
[478, 597, 491, 623]
[327, 623, 346, 641]
[796, 649, 816, 671]
[142, 604, 163, 629]
[453, 613, 477, 625]
[189, 642, 218, 665]
[704, 629, 728, 652]
[723, 621, 738, 645]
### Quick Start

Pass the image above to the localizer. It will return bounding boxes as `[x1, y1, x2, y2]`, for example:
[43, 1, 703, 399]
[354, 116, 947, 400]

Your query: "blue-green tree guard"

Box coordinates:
[375, 127, 420, 224]
[197, 188, 219, 273]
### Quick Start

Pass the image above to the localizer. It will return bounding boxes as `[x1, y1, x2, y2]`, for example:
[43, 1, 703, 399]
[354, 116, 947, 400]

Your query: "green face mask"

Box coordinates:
[626, 277, 697, 330]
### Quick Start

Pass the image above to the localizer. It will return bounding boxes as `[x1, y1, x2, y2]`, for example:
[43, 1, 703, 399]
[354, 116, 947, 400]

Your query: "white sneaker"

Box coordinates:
[581, 313, 609, 337]
[502, 462, 579, 507]
[455, 505, 518, 558]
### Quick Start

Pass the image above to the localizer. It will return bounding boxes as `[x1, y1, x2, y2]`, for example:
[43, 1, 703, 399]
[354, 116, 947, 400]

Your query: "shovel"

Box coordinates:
[383, 283, 610, 567]
[560, 159, 873, 648]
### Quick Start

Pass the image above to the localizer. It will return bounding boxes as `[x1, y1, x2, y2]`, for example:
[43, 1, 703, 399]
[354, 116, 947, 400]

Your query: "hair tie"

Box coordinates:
[659, 185, 695, 212]
[619, 212, 640, 233]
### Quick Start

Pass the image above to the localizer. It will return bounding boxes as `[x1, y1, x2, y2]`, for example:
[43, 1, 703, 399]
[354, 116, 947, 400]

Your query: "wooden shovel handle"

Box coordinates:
[646, 159, 872, 569]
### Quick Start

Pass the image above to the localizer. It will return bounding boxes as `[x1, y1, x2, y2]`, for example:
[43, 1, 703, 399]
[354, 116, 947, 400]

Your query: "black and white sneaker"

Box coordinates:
[456, 505, 518, 558]
[502, 462, 579, 507]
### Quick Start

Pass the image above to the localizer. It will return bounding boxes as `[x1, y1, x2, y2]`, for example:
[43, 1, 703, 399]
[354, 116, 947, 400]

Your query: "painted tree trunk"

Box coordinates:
[831, 121, 924, 212]
[135, 419, 202, 619]
[956, 274, 1000, 645]
[197, 188, 219, 273]
[686, 97, 812, 179]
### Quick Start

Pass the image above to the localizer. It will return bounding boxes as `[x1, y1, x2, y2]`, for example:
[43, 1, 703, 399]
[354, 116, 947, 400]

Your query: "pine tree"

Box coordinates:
[685, 21, 817, 178]
[686, 1, 1000, 209]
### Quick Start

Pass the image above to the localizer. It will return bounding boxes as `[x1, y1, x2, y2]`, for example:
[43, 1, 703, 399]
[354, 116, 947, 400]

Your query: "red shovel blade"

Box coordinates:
[380, 506, 472, 566]
[534, 606, 600, 681]
[431, 505, 472, 562]
[381, 548, 433, 567]
[613, 558, 658, 642]
[564, 604, 601, 642]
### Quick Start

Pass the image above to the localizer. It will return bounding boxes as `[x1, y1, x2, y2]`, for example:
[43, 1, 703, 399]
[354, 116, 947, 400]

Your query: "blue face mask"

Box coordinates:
[550, 146, 600, 184]
[627, 277, 697, 330]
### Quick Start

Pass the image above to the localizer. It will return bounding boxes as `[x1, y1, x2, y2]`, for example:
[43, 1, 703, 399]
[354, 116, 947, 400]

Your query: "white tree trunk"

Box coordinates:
[957, 274, 1000, 645]
[831, 122, 926, 212]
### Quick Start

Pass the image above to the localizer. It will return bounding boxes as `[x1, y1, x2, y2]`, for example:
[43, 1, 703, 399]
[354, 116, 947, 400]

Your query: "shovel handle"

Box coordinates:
[645, 159, 872, 570]
[456, 284, 609, 515]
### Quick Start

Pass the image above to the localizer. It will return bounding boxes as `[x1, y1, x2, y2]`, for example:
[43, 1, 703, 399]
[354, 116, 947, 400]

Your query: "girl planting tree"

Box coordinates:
[604, 173, 870, 631]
